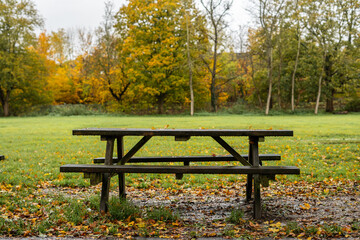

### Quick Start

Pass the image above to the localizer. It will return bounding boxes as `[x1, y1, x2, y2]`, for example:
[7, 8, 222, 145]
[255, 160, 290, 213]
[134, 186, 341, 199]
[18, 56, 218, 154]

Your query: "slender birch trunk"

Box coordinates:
[291, 34, 301, 112]
[315, 50, 326, 114]
[265, 46, 273, 115]
[186, 14, 194, 116]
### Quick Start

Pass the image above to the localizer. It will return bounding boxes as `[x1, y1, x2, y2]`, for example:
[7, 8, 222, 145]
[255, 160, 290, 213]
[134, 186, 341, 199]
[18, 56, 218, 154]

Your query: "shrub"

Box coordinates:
[345, 98, 360, 112]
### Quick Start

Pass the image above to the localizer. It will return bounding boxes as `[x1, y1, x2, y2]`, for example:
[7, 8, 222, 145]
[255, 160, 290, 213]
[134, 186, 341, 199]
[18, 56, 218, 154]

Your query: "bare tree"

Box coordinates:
[256, 0, 286, 115]
[291, 0, 301, 112]
[200, 0, 233, 112]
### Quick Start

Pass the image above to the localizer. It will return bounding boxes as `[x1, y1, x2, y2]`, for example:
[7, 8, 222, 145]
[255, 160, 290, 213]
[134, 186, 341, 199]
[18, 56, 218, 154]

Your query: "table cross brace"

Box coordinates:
[212, 136, 251, 166]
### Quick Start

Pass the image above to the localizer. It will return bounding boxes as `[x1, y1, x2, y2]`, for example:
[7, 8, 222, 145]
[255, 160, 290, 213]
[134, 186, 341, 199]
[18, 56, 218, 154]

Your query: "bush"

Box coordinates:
[345, 98, 360, 112]
[23, 104, 106, 116]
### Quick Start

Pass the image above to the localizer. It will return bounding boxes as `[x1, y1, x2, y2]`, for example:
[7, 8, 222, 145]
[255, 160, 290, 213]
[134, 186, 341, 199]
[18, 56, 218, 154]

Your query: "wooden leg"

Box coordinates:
[100, 137, 115, 213]
[253, 174, 261, 219]
[246, 174, 253, 202]
[100, 173, 111, 213]
[117, 137, 126, 199]
[249, 136, 261, 218]
[118, 173, 126, 199]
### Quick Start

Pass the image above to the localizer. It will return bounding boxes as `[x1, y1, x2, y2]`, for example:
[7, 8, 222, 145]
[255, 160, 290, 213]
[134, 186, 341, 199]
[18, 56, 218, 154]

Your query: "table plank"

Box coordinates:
[73, 128, 293, 137]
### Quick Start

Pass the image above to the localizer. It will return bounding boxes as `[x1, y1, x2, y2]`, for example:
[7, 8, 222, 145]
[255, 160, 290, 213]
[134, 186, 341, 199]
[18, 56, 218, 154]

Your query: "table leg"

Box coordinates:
[253, 174, 261, 219]
[100, 138, 114, 213]
[246, 140, 253, 202]
[117, 136, 126, 199]
[248, 136, 261, 219]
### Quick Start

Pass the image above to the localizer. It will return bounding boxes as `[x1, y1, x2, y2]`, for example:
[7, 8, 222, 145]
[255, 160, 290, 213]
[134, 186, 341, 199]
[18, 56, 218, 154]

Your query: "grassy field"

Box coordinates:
[1, 114, 359, 186]
[0, 114, 359, 237]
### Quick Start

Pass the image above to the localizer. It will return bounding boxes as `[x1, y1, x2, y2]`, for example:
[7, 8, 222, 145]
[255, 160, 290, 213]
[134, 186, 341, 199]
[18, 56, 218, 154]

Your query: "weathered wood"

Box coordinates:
[117, 137, 126, 199]
[93, 154, 281, 164]
[119, 136, 152, 165]
[212, 136, 251, 166]
[253, 174, 261, 219]
[60, 164, 300, 175]
[73, 128, 293, 137]
[260, 175, 275, 187]
[175, 136, 191, 141]
[246, 141, 253, 202]
[100, 138, 115, 213]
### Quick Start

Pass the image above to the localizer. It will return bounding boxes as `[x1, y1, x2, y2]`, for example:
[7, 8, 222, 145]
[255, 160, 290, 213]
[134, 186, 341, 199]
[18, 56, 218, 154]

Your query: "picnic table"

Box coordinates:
[60, 128, 300, 219]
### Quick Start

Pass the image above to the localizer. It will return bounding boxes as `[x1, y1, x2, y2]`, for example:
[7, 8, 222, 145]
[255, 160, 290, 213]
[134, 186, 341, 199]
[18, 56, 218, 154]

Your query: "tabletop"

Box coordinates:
[73, 128, 293, 137]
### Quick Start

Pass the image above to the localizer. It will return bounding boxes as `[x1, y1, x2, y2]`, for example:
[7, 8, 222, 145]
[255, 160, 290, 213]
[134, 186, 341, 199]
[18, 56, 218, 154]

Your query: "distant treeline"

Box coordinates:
[1, 0, 359, 116]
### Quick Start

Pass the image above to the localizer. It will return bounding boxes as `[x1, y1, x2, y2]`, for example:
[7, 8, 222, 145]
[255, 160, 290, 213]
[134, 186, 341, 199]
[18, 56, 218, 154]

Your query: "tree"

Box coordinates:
[116, 0, 189, 114]
[200, 0, 237, 112]
[0, 0, 44, 116]
[91, 1, 132, 105]
[256, 0, 287, 115]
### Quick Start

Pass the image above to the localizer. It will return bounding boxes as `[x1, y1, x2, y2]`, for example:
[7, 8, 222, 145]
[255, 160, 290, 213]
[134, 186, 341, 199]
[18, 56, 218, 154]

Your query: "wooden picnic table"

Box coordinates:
[60, 128, 300, 219]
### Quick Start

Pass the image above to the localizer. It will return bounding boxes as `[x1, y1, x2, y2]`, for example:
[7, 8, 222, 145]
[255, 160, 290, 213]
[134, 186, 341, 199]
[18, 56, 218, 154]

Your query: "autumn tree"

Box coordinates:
[200, 0, 235, 112]
[116, 0, 190, 114]
[90, 1, 132, 105]
[0, 0, 46, 116]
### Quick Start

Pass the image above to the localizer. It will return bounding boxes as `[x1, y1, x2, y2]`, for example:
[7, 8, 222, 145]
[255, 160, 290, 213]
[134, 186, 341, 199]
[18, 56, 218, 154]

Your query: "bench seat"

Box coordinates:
[60, 164, 299, 175]
[93, 154, 281, 164]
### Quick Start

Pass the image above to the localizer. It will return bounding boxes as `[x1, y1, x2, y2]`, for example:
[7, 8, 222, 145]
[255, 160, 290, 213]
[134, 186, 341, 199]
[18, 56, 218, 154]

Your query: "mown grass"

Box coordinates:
[0, 114, 359, 237]
[0, 114, 359, 188]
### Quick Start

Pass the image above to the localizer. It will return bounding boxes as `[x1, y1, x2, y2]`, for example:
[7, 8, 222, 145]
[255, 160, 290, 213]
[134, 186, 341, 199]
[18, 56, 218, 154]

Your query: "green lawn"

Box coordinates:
[0, 114, 359, 237]
[0, 114, 359, 187]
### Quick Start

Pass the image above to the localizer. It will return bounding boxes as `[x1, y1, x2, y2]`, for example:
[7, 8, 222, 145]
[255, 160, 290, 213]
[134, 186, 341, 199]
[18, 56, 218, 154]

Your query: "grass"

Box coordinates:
[0, 114, 359, 237]
[0, 114, 359, 187]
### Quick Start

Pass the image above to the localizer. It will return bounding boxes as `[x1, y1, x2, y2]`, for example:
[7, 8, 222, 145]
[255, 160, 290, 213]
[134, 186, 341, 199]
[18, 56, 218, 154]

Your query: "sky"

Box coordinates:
[32, 0, 253, 33]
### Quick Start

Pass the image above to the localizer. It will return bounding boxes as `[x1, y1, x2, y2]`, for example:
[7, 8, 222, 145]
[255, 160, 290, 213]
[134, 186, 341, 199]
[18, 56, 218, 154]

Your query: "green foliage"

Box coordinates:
[0, 0, 46, 116]
[24, 104, 106, 116]
[345, 98, 360, 112]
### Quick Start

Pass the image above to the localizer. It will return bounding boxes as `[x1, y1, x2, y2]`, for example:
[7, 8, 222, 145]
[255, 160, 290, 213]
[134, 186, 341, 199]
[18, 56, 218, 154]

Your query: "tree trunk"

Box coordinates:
[210, 78, 217, 112]
[325, 89, 335, 112]
[314, 73, 323, 115]
[186, 14, 194, 116]
[210, 30, 218, 113]
[157, 94, 165, 114]
[0, 90, 10, 117]
[315, 49, 327, 115]
[265, 47, 273, 115]
[291, 34, 301, 112]
[277, 30, 282, 109]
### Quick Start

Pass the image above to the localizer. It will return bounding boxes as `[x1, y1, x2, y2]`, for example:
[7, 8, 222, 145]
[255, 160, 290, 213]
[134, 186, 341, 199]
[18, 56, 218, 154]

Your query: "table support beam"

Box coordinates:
[119, 136, 152, 165]
[211, 136, 251, 166]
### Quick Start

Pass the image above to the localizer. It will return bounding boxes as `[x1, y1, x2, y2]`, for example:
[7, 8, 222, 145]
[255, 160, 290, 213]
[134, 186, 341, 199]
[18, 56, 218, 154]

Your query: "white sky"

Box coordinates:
[32, 0, 252, 33]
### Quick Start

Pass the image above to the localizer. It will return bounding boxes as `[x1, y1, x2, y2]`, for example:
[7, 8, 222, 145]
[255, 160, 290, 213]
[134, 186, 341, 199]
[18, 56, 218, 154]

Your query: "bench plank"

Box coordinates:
[93, 154, 281, 164]
[61, 164, 300, 175]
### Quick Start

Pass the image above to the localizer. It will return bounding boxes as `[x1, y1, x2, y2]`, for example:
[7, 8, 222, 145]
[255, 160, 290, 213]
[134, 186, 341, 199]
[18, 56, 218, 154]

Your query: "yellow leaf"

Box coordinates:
[300, 203, 311, 210]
